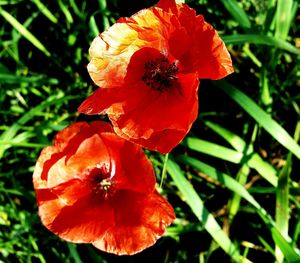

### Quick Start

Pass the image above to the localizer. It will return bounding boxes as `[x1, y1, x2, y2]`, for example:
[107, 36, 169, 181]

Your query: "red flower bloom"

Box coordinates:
[79, 0, 233, 153]
[33, 121, 175, 255]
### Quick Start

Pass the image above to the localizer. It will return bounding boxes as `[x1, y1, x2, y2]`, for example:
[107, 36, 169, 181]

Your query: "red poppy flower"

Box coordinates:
[79, 0, 234, 153]
[33, 121, 175, 255]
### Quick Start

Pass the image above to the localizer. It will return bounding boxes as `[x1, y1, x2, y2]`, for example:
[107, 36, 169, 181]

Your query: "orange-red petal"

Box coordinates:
[33, 121, 175, 254]
[107, 64, 199, 153]
[99, 133, 156, 193]
[40, 193, 115, 243]
[87, 7, 178, 88]
[93, 190, 175, 255]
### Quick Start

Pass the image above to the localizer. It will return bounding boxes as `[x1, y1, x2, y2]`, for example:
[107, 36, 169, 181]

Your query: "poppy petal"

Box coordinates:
[34, 121, 175, 254]
[35, 178, 91, 228]
[193, 21, 234, 79]
[112, 123, 188, 154]
[93, 190, 175, 255]
[87, 7, 179, 88]
[45, 134, 110, 188]
[99, 133, 156, 193]
[109, 73, 199, 153]
[78, 87, 125, 115]
[47, 194, 114, 243]
[157, 0, 234, 79]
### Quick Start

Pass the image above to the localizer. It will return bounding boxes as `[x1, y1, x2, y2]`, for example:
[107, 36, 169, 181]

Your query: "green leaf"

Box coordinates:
[0, 94, 78, 157]
[204, 121, 246, 152]
[167, 159, 243, 262]
[275, 0, 293, 40]
[58, 0, 73, 25]
[275, 121, 300, 262]
[0, 7, 50, 56]
[185, 137, 278, 186]
[32, 0, 58, 24]
[220, 0, 251, 29]
[177, 155, 260, 209]
[215, 81, 300, 160]
[0, 74, 58, 84]
[222, 34, 300, 56]
[67, 244, 83, 263]
[178, 155, 300, 262]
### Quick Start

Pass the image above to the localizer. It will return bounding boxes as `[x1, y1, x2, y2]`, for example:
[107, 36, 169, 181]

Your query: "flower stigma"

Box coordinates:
[88, 165, 113, 199]
[142, 56, 179, 92]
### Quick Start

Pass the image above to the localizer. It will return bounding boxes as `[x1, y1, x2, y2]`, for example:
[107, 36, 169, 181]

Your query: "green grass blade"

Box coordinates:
[98, 0, 110, 30]
[160, 153, 169, 188]
[260, 67, 273, 109]
[220, 0, 251, 29]
[58, 0, 73, 25]
[275, 121, 300, 261]
[204, 121, 246, 152]
[275, 0, 293, 40]
[89, 15, 100, 37]
[216, 81, 300, 160]
[275, 153, 292, 262]
[0, 73, 58, 84]
[32, 0, 58, 24]
[228, 164, 250, 222]
[0, 93, 79, 157]
[185, 137, 278, 186]
[177, 155, 260, 209]
[178, 155, 300, 261]
[167, 159, 243, 262]
[0, 8, 50, 56]
[0, 0, 22, 4]
[67, 244, 83, 263]
[222, 34, 300, 55]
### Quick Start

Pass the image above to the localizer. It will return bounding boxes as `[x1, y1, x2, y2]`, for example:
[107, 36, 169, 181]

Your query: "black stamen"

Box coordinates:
[142, 55, 178, 92]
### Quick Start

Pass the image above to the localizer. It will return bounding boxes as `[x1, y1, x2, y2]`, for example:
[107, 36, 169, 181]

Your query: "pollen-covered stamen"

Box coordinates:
[100, 178, 112, 191]
[88, 165, 114, 199]
[142, 56, 179, 92]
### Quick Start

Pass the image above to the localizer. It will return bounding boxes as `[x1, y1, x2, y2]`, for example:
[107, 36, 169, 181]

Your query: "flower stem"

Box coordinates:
[160, 153, 169, 188]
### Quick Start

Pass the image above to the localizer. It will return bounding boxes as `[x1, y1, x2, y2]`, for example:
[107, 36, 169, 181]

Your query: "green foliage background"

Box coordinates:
[0, 0, 299, 262]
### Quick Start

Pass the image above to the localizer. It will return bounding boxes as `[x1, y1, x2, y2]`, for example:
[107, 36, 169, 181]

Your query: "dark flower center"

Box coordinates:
[142, 56, 179, 92]
[88, 164, 114, 199]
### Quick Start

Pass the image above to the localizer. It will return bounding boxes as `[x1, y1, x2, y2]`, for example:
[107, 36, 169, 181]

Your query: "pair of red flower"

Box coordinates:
[33, 0, 233, 256]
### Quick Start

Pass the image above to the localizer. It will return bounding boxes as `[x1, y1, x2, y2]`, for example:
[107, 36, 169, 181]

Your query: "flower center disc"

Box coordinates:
[100, 178, 112, 191]
[88, 166, 113, 199]
[142, 56, 178, 92]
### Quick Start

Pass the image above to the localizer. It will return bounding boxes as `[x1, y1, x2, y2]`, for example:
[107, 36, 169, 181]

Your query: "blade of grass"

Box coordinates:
[69, 0, 83, 19]
[220, 0, 251, 29]
[185, 137, 278, 186]
[260, 67, 273, 110]
[215, 81, 300, 160]
[177, 155, 260, 209]
[222, 34, 300, 56]
[89, 15, 100, 37]
[0, 0, 23, 4]
[58, 0, 73, 26]
[275, 121, 300, 262]
[0, 7, 50, 56]
[0, 141, 48, 148]
[98, 0, 110, 30]
[160, 153, 169, 188]
[178, 155, 300, 261]
[0, 74, 58, 84]
[32, 0, 58, 24]
[0, 93, 79, 157]
[275, 152, 292, 262]
[275, 0, 293, 40]
[67, 244, 83, 263]
[228, 164, 251, 222]
[167, 159, 244, 263]
[204, 121, 246, 151]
